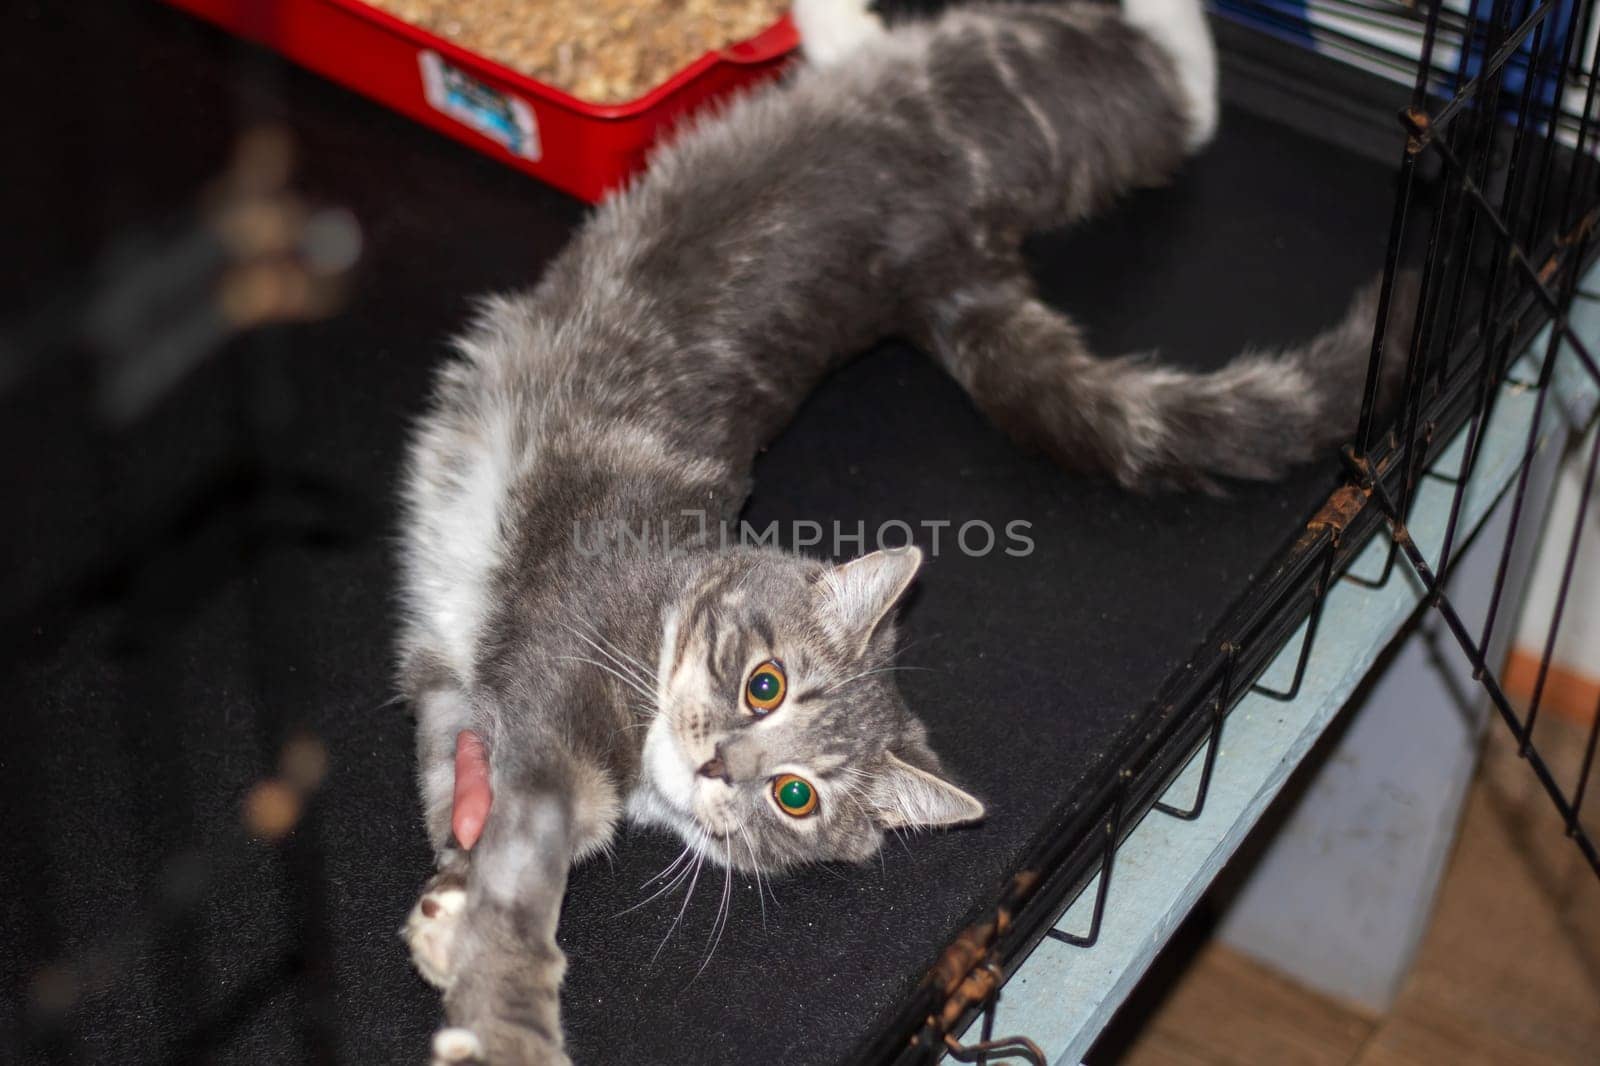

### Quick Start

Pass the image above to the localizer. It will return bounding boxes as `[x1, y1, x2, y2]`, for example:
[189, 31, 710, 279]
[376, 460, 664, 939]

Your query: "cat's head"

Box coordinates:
[632, 546, 983, 871]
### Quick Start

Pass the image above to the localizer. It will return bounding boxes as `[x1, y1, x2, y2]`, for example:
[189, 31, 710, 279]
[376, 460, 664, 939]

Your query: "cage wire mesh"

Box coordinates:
[913, 1, 1600, 1061]
[1345, 0, 1600, 876]
[8, 1, 1600, 1064]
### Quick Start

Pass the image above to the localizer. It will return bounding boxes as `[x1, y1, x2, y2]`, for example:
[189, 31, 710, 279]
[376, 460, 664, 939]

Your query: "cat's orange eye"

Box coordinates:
[772, 774, 817, 817]
[745, 660, 787, 714]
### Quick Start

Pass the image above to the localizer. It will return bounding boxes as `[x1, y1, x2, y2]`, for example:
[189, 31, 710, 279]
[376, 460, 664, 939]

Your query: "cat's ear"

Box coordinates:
[872, 750, 985, 830]
[815, 547, 923, 655]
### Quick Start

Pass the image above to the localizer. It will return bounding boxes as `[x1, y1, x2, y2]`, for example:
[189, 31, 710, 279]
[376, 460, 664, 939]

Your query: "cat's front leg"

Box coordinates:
[405, 725, 488, 991]
[410, 789, 576, 1064]
[424, 1020, 569, 1066]
[405, 869, 570, 1065]
[404, 865, 469, 991]
[430, 1026, 487, 1066]
[439, 909, 570, 1066]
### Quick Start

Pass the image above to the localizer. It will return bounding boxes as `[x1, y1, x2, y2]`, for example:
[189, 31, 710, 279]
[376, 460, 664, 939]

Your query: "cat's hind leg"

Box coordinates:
[1121, 0, 1218, 149]
[794, 0, 886, 67]
[406, 665, 482, 857]
[400, 676, 484, 999]
[402, 728, 492, 990]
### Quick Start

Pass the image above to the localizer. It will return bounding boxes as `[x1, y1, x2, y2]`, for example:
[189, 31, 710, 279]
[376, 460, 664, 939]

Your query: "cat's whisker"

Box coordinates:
[603, 712, 658, 746]
[728, 561, 762, 601]
[889, 824, 915, 858]
[626, 836, 694, 895]
[888, 631, 941, 662]
[652, 842, 707, 963]
[693, 838, 735, 979]
[829, 772, 876, 819]
[835, 789, 893, 871]
[649, 831, 704, 885]
[559, 653, 657, 704]
[551, 655, 657, 706]
[365, 691, 410, 714]
[833, 764, 872, 785]
[735, 822, 770, 929]
[552, 618, 658, 691]
[611, 832, 700, 915]
[559, 620, 659, 690]
[599, 633, 660, 688]
[823, 663, 935, 695]
[615, 850, 696, 917]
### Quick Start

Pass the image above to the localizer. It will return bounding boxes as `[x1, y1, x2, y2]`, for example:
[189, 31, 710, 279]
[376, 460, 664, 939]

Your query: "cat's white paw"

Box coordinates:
[793, 0, 886, 68]
[1122, 0, 1218, 149]
[404, 873, 468, 991]
[431, 1027, 485, 1065]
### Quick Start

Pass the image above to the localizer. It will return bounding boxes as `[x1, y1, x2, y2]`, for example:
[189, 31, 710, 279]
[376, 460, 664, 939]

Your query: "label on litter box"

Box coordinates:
[419, 51, 541, 161]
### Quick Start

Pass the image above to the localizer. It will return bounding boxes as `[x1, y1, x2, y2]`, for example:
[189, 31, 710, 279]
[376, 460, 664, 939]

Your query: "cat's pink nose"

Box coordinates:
[696, 754, 731, 784]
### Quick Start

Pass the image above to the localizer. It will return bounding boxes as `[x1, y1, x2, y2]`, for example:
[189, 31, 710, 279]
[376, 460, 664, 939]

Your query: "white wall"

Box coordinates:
[1511, 422, 1600, 691]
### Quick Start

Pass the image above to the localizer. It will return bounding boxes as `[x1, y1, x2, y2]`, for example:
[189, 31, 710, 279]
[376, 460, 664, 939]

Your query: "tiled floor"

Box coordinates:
[1091, 713, 1600, 1065]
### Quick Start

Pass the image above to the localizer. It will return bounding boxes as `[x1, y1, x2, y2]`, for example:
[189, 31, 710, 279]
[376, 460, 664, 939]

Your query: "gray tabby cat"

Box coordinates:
[397, 0, 1393, 1061]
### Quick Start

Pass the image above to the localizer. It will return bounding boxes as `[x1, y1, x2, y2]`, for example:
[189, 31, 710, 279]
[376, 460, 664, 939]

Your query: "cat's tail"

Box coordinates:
[923, 273, 1415, 492]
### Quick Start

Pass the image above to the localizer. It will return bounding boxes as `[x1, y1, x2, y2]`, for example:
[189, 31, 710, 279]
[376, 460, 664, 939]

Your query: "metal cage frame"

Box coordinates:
[911, 2, 1600, 1062]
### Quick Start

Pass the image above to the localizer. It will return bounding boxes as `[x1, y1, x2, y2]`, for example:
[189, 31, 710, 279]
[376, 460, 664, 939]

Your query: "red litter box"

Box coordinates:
[164, 0, 800, 202]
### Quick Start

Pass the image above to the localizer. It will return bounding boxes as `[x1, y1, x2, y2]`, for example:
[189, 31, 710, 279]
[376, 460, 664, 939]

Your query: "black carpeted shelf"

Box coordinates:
[3, 4, 1419, 1064]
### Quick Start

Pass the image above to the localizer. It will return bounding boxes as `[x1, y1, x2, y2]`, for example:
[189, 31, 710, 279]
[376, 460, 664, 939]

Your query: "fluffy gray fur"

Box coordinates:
[395, 1, 1397, 1061]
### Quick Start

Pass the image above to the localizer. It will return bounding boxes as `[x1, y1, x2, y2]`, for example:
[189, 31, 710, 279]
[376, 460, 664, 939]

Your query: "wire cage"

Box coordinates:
[918, 1, 1600, 1061]
[5, 2, 1598, 1065]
